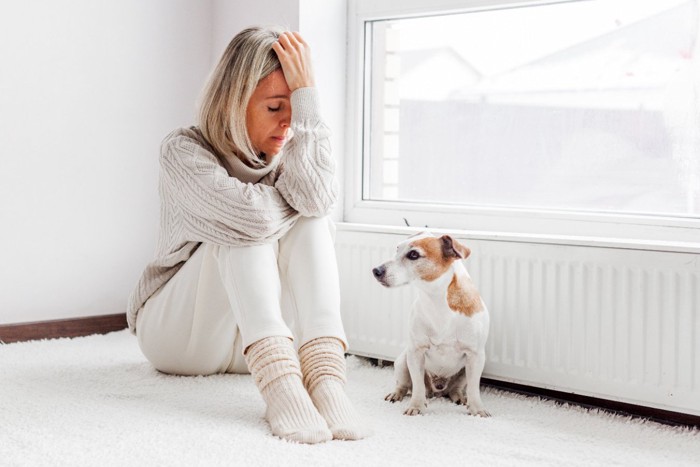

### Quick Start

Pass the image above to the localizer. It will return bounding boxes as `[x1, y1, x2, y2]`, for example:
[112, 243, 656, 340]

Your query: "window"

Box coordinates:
[346, 0, 700, 243]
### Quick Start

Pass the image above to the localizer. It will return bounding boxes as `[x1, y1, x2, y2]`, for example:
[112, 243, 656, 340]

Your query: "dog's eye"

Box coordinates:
[406, 250, 420, 260]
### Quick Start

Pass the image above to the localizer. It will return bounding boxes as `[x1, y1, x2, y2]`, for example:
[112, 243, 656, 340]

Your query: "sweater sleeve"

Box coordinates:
[275, 87, 339, 217]
[159, 130, 299, 245]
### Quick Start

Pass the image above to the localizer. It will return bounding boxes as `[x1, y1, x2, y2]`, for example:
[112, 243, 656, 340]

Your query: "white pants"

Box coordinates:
[136, 216, 347, 376]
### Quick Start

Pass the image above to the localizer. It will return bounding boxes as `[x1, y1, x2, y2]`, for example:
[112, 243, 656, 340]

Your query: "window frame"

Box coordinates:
[344, 0, 700, 245]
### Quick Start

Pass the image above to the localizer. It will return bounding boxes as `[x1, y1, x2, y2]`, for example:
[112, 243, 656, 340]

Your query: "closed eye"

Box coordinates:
[267, 106, 281, 112]
[406, 250, 420, 260]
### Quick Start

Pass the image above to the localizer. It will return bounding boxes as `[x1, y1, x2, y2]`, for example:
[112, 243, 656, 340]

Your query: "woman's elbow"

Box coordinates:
[295, 192, 338, 217]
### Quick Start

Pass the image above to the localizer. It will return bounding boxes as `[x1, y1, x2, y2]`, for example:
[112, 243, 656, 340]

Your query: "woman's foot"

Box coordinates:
[246, 336, 331, 444]
[299, 337, 370, 440]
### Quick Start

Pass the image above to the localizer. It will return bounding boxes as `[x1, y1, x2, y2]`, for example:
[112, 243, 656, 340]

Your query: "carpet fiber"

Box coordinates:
[1, 330, 698, 466]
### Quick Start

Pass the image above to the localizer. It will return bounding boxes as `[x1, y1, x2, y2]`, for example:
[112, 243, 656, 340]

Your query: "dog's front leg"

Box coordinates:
[404, 347, 428, 416]
[385, 350, 410, 402]
[465, 350, 491, 417]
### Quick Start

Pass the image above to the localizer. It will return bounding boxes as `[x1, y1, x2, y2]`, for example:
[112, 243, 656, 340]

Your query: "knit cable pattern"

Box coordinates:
[126, 88, 338, 332]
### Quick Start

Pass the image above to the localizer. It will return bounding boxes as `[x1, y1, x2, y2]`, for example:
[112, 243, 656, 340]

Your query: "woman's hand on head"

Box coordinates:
[272, 31, 315, 92]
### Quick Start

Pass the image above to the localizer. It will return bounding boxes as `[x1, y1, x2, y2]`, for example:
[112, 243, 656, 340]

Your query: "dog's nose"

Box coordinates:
[435, 383, 446, 391]
[372, 266, 385, 279]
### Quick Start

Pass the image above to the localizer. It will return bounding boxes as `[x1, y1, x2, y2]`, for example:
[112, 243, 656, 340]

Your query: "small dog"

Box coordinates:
[372, 232, 491, 417]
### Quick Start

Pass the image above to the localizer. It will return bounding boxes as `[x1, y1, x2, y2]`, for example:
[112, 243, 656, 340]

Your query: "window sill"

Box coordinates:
[340, 201, 700, 253]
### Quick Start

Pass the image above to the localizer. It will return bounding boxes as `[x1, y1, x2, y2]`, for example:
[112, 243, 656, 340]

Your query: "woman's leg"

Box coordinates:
[136, 243, 246, 376]
[277, 217, 346, 347]
[136, 242, 331, 443]
[216, 241, 332, 443]
[244, 336, 330, 444]
[136, 241, 296, 375]
[278, 217, 369, 440]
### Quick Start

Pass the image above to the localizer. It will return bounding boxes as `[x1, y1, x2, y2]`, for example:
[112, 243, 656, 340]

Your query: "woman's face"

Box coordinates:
[246, 69, 291, 160]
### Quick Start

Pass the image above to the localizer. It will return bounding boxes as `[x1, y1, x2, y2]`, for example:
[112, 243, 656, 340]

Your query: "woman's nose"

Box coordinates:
[280, 109, 291, 128]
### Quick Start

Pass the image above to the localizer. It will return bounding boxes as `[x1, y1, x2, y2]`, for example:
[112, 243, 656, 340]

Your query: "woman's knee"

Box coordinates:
[288, 216, 334, 240]
[279, 217, 335, 260]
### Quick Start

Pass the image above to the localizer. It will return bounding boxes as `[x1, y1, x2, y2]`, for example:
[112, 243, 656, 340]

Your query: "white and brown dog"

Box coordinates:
[372, 232, 491, 417]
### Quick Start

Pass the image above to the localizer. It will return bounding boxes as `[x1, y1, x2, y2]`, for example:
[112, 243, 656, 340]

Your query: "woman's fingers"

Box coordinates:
[272, 31, 315, 91]
[276, 32, 305, 55]
[271, 41, 284, 56]
[291, 31, 306, 46]
[277, 32, 292, 52]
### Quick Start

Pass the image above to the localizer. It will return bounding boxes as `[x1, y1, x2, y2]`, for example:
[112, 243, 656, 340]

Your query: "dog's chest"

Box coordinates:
[413, 312, 476, 371]
[424, 337, 467, 374]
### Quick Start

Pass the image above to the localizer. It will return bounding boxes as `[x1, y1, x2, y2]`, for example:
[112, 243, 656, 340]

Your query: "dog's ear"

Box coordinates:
[440, 235, 471, 260]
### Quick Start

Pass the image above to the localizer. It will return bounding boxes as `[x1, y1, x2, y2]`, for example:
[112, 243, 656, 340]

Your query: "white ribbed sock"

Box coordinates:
[299, 337, 369, 441]
[245, 337, 331, 444]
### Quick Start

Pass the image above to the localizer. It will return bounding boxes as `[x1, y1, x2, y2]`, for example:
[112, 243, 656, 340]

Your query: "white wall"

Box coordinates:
[0, 0, 347, 325]
[298, 0, 347, 221]
[211, 0, 300, 61]
[0, 0, 212, 324]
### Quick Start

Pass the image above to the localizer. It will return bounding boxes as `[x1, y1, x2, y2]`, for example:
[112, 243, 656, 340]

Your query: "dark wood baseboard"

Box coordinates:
[0, 313, 128, 344]
[481, 377, 700, 429]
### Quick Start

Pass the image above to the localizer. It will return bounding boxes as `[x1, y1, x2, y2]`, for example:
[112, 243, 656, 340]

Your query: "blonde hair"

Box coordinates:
[198, 26, 286, 168]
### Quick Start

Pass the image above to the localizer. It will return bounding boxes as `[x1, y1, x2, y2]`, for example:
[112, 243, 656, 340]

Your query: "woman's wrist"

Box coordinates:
[289, 79, 315, 92]
[290, 87, 321, 122]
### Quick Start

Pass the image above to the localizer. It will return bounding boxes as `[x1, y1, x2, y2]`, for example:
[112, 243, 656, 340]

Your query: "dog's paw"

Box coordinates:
[403, 406, 423, 416]
[467, 406, 492, 417]
[385, 389, 407, 403]
[403, 398, 427, 416]
[449, 392, 468, 406]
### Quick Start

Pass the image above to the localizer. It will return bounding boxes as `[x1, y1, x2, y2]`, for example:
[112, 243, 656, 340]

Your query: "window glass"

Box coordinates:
[365, 0, 700, 217]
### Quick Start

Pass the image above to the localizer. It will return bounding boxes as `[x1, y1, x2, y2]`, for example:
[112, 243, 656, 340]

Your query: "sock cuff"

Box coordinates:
[245, 336, 302, 390]
[299, 337, 347, 393]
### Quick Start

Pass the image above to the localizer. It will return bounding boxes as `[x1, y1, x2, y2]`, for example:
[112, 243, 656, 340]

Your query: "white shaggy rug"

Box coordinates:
[1, 330, 698, 467]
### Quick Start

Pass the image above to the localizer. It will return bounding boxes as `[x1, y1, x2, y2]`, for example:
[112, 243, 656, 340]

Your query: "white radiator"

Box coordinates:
[335, 223, 700, 417]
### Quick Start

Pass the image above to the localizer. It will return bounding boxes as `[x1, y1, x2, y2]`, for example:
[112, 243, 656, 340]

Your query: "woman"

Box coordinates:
[127, 26, 367, 444]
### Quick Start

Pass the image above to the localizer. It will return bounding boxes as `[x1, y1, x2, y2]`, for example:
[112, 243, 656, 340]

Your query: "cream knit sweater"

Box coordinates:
[127, 88, 338, 333]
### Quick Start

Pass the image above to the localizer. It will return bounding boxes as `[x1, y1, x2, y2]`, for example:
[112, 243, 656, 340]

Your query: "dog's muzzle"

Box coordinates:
[372, 265, 391, 287]
[372, 265, 386, 280]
